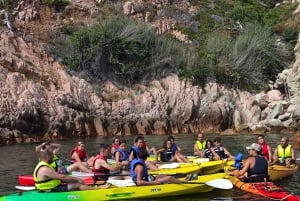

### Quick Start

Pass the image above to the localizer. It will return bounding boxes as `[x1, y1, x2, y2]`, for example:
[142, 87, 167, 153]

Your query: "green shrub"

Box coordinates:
[282, 27, 298, 44]
[59, 17, 199, 84]
[228, 22, 289, 90]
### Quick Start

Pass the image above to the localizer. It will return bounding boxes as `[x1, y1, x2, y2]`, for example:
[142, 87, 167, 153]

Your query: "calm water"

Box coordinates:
[1, 133, 299, 201]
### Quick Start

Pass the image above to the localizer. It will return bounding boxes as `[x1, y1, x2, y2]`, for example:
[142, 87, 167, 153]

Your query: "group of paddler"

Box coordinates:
[31, 132, 297, 194]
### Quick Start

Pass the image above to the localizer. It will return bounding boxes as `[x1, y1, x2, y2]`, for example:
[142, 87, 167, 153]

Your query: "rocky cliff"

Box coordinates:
[1, 0, 300, 145]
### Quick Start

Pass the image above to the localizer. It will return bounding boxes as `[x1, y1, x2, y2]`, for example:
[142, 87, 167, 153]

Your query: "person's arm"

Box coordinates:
[273, 148, 279, 163]
[128, 150, 135, 162]
[154, 148, 165, 160]
[291, 146, 296, 160]
[234, 158, 251, 178]
[135, 164, 160, 186]
[224, 147, 234, 160]
[71, 151, 82, 163]
[267, 145, 272, 163]
[194, 143, 202, 156]
[42, 166, 84, 184]
[96, 159, 121, 171]
[50, 143, 61, 154]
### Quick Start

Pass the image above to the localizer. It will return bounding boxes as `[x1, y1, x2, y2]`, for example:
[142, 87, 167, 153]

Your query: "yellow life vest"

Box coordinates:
[277, 144, 292, 159]
[195, 140, 206, 151]
[33, 161, 61, 191]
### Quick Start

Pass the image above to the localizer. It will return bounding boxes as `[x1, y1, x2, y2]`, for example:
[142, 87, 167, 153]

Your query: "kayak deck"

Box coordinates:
[232, 176, 300, 201]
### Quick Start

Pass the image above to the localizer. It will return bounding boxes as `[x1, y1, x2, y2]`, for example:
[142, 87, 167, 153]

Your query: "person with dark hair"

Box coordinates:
[111, 137, 121, 159]
[92, 144, 126, 181]
[232, 143, 268, 183]
[257, 135, 272, 163]
[213, 137, 234, 160]
[273, 136, 296, 167]
[202, 140, 220, 160]
[128, 135, 145, 162]
[33, 145, 110, 192]
[113, 140, 131, 179]
[155, 139, 189, 162]
[130, 149, 183, 186]
[166, 136, 189, 162]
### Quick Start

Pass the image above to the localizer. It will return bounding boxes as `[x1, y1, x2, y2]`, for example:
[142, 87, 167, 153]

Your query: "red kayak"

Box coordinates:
[233, 176, 300, 201]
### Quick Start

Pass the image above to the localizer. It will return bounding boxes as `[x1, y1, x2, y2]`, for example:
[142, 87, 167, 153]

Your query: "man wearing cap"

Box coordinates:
[233, 143, 268, 183]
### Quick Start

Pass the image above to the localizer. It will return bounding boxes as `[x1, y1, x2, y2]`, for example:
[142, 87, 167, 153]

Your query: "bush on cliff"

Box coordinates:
[59, 17, 200, 85]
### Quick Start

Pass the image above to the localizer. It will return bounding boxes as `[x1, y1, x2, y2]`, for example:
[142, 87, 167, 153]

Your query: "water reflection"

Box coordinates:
[0, 134, 299, 201]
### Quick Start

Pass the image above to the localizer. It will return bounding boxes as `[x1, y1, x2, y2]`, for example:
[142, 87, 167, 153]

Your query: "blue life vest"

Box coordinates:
[130, 158, 149, 182]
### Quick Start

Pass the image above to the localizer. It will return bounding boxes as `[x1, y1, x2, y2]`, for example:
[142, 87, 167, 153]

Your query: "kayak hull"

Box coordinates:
[268, 164, 298, 181]
[232, 176, 300, 201]
[2, 173, 227, 201]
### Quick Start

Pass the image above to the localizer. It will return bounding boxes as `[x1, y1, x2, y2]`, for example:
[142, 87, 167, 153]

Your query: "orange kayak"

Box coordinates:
[232, 176, 300, 201]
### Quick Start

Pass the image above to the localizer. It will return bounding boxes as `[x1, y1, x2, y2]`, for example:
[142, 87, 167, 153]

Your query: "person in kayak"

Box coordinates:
[130, 149, 183, 186]
[34, 145, 110, 192]
[202, 140, 220, 160]
[194, 131, 207, 157]
[155, 139, 189, 162]
[213, 137, 234, 160]
[111, 137, 121, 159]
[113, 139, 131, 179]
[232, 143, 268, 183]
[128, 135, 158, 170]
[272, 136, 296, 167]
[70, 141, 94, 167]
[36, 142, 91, 174]
[257, 135, 272, 163]
[92, 143, 127, 181]
[167, 135, 189, 163]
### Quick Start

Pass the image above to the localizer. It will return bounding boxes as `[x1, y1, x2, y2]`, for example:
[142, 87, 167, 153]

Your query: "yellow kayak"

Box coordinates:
[268, 163, 298, 181]
[7, 173, 232, 201]
[149, 162, 201, 176]
[197, 160, 224, 175]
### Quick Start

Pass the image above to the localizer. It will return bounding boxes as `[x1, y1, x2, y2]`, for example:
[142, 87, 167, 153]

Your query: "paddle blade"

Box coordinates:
[15, 186, 36, 191]
[71, 171, 94, 177]
[205, 179, 233, 190]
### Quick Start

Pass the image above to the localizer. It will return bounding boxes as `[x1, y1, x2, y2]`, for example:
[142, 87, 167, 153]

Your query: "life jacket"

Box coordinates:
[203, 148, 213, 159]
[130, 146, 141, 160]
[260, 143, 270, 160]
[130, 158, 149, 183]
[70, 147, 87, 163]
[160, 147, 174, 162]
[214, 146, 228, 159]
[33, 161, 61, 191]
[277, 144, 292, 160]
[114, 148, 129, 162]
[195, 140, 206, 151]
[92, 154, 109, 174]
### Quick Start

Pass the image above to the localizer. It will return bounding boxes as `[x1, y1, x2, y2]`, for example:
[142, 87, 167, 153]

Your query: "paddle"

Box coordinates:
[72, 171, 131, 177]
[71, 171, 187, 178]
[15, 178, 233, 191]
[181, 178, 233, 190]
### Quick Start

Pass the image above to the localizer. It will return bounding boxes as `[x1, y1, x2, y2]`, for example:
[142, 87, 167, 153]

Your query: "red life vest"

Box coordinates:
[70, 147, 87, 163]
[260, 143, 269, 160]
[92, 154, 109, 174]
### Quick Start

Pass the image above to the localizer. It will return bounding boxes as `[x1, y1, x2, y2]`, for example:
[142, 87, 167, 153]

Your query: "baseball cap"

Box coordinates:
[246, 143, 261, 152]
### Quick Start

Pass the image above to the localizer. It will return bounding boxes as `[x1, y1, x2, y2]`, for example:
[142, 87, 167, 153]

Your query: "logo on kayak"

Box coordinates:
[150, 188, 161, 192]
[68, 195, 80, 200]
